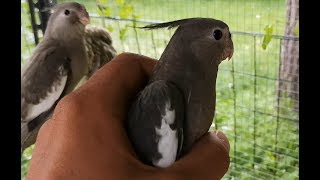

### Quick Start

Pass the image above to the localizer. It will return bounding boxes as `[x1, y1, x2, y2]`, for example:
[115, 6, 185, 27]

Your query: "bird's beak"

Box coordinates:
[225, 40, 234, 61]
[78, 8, 90, 26]
[222, 28, 234, 61]
[227, 49, 233, 61]
[79, 17, 90, 26]
[223, 46, 234, 61]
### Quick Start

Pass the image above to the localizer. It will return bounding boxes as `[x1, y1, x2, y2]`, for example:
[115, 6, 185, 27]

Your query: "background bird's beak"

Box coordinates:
[79, 17, 90, 26]
[227, 48, 233, 60]
[223, 46, 234, 61]
[78, 8, 90, 26]
[225, 40, 234, 61]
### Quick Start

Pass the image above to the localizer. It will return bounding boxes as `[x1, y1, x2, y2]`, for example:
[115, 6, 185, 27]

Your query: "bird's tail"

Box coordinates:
[21, 110, 54, 154]
[21, 122, 29, 153]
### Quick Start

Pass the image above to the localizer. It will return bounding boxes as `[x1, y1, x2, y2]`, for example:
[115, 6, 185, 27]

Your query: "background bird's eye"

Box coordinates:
[64, 9, 70, 15]
[213, 30, 222, 40]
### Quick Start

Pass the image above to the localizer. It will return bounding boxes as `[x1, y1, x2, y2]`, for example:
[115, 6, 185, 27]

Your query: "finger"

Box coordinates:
[166, 132, 230, 180]
[27, 53, 159, 180]
[68, 52, 158, 121]
[51, 52, 158, 157]
[215, 130, 230, 153]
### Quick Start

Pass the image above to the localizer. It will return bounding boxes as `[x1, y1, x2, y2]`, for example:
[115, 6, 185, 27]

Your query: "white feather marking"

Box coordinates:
[163, 102, 175, 124]
[187, 88, 192, 104]
[24, 71, 68, 122]
[153, 101, 178, 168]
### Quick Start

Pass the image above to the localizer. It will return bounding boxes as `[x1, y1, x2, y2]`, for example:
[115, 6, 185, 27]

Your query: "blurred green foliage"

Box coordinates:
[262, 24, 274, 50]
[21, 145, 34, 179]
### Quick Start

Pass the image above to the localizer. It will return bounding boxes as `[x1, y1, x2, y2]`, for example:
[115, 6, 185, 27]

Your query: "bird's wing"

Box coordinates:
[84, 25, 117, 77]
[127, 80, 184, 168]
[21, 43, 71, 124]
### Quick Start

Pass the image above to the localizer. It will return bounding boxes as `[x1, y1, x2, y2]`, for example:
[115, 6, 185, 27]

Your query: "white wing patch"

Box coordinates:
[153, 101, 178, 168]
[23, 68, 68, 122]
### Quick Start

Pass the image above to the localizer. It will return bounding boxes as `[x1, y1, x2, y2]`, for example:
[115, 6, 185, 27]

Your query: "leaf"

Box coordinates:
[119, 27, 128, 41]
[21, 2, 28, 11]
[262, 24, 273, 50]
[266, 150, 276, 161]
[107, 25, 114, 32]
[97, 0, 108, 3]
[21, 145, 34, 179]
[26, 25, 32, 30]
[97, 5, 112, 17]
[294, 22, 299, 36]
[132, 15, 139, 27]
[103, 7, 112, 16]
[116, 0, 125, 5]
[132, 14, 140, 20]
[97, 8, 104, 16]
[97, 4, 105, 15]
[119, 4, 133, 18]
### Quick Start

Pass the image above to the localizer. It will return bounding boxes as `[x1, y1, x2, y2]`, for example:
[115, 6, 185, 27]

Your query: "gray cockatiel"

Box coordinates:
[21, 24, 117, 153]
[21, 2, 90, 153]
[126, 18, 234, 168]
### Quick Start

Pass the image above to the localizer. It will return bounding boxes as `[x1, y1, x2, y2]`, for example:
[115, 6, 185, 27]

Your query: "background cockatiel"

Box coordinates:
[126, 18, 234, 168]
[21, 2, 90, 153]
[21, 5, 117, 153]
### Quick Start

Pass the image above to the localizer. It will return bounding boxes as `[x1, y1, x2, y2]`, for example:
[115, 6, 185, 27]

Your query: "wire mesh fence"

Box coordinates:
[21, 0, 299, 179]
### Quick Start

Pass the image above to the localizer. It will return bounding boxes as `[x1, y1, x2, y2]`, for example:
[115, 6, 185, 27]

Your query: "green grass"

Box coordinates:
[21, 0, 298, 179]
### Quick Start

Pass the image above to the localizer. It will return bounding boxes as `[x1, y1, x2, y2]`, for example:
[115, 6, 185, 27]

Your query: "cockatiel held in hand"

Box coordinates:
[126, 18, 234, 168]
[21, 2, 90, 153]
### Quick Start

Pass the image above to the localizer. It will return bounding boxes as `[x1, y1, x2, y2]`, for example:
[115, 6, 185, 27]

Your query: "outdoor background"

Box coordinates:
[21, 0, 299, 179]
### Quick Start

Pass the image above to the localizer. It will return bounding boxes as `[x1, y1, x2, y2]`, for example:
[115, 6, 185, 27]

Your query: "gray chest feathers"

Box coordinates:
[127, 80, 184, 168]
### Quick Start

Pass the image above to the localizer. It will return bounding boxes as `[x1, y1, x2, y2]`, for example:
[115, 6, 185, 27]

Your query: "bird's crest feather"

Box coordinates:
[140, 18, 201, 30]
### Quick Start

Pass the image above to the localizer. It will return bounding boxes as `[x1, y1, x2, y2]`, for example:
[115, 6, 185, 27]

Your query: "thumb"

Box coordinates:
[166, 131, 230, 180]
[214, 130, 230, 154]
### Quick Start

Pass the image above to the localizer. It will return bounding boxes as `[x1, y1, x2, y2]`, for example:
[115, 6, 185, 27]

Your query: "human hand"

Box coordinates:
[26, 53, 230, 180]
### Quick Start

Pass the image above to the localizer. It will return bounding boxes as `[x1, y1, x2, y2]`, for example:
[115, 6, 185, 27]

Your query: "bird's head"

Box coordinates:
[142, 18, 234, 66]
[45, 2, 90, 39]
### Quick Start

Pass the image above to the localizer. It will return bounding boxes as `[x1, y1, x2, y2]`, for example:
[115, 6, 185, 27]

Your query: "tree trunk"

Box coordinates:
[278, 0, 299, 111]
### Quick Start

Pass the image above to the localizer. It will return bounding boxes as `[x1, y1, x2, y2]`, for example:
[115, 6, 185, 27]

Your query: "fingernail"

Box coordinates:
[215, 130, 224, 140]
[215, 130, 230, 152]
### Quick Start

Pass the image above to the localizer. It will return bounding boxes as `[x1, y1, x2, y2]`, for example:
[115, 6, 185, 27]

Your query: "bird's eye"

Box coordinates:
[213, 30, 222, 40]
[64, 9, 70, 15]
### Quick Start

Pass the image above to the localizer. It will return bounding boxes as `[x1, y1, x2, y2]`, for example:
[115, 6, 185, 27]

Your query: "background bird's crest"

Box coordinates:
[140, 18, 204, 30]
